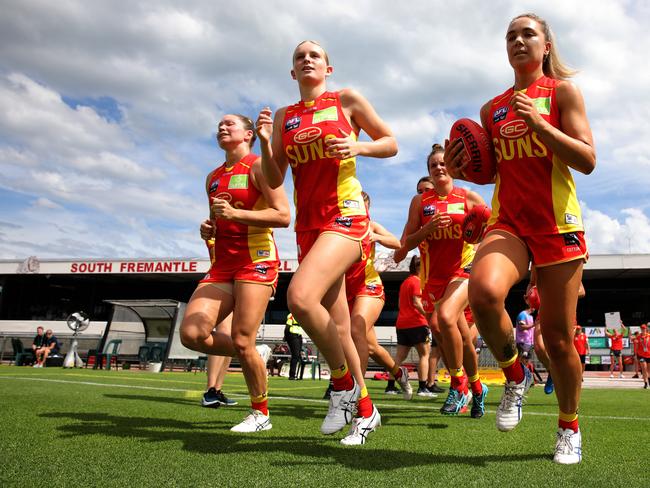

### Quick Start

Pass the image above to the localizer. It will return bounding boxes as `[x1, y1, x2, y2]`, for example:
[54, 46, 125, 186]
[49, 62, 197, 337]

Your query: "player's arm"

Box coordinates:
[370, 221, 400, 250]
[394, 195, 422, 262]
[200, 170, 216, 240]
[510, 81, 595, 175]
[333, 88, 398, 159]
[257, 107, 289, 189]
[412, 295, 427, 318]
[465, 190, 486, 211]
[211, 158, 291, 229]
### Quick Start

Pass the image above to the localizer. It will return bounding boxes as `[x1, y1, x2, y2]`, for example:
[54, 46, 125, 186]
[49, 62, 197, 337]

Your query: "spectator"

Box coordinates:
[572, 325, 590, 380]
[34, 329, 60, 367]
[632, 330, 641, 379]
[31, 326, 45, 353]
[606, 322, 626, 378]
[638, 325, 650, 389]
[516, 302, 536, 367]
[284, 313, 304, 380]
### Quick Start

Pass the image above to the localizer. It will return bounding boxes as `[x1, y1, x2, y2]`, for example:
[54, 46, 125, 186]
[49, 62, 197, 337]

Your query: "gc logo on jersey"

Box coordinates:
[499, 119, 528, 139]
[285, 115, 301, 132]
[294, 127, 322, 144]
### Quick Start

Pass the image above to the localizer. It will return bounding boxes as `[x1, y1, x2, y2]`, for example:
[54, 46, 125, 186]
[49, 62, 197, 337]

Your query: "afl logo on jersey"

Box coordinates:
[294, 127, 322, 144]
[499, 120, 528, 139]
[423, 205, 436, 216]
[208, 179, 220, 194]
[285, 115, 301, 132]
[493, 107, 508, 123]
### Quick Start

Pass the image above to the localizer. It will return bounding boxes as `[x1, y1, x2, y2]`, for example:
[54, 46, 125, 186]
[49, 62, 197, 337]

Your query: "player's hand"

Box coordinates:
[444, 138, 469, 179]
[424, 212, 452, 233]
[325, 128, 361, 159]
[393, 247, 407, 263]
[510, 92, 545, 131]
[199, 219, 215, 240]
[211, 198, 238, 221]
[256, 107, 273, 143]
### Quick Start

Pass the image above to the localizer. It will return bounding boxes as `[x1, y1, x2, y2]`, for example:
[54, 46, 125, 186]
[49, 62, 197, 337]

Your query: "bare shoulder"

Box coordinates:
[338, 87, 365, 105]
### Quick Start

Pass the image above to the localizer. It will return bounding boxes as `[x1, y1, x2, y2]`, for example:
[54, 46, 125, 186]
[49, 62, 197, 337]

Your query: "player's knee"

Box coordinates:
[286, 285, 312, 319]
[468, 281, 503, 317]
[180, 324, 204, 350]
[231, 332, 255, 357]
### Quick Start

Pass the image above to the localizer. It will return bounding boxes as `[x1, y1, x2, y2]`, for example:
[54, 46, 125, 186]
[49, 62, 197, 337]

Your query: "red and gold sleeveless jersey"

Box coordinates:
[281, 91, 367, 231]
[206, 153, 278, 264]
[419, 187, 474, 283]
[486, 76, 583, 236]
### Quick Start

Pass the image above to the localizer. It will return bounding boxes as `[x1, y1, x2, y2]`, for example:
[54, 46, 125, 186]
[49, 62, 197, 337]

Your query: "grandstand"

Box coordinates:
[1, 253, 649, 369]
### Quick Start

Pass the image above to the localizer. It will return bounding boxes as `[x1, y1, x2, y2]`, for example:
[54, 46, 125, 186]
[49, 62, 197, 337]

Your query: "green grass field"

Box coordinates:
[1, 366, 648, 487]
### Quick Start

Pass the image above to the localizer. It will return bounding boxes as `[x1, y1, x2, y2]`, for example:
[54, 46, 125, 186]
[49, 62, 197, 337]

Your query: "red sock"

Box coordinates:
[332, 370, 354, 391]
[357, 393, 373, 418]
[252, 399, 268, 416]
[502, 361, 525, 384]
[393, 367, 403, 380]
[470, 378, 483, 396]
[450, 374, 468, 394]
[559, 418, 579, 432]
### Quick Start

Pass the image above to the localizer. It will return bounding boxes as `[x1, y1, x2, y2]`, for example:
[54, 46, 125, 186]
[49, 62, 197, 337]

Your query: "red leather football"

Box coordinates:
[462, 204, 491, 244]
[449, 118, 496, 185]
[525, 285, 541, 310]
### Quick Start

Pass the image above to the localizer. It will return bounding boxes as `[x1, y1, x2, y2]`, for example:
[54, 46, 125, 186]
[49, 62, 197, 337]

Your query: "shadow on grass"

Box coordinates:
[101, 393, 328, 421]
[41, 411, 549, 470]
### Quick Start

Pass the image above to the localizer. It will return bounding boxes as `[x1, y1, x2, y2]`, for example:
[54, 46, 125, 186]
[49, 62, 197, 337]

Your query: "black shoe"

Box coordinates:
[645, 383, 648, 389]
[633, 374, 639, 379]
[428, 383, 445, 394]
[201, 387, 220, 408]
[384, 386, 400, 395]
[215, 390, 237, 406]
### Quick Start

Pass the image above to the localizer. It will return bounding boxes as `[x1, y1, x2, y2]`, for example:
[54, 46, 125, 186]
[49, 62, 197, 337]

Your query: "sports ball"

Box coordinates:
[461, 204, 491, 244]
[525, 286, 541, 310]
[449, 118, 496, 185]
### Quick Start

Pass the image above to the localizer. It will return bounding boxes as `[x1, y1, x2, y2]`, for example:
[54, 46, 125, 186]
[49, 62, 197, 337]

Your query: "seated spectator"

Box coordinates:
[34, 329, 60, 368]
[32, 326, 45, 353]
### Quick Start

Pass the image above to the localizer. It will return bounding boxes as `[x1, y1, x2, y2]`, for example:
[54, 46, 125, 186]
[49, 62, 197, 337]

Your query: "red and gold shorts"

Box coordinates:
[200, 259, 279, 288]
[296, 215, 370, 263]
[421, 269, 470, 314]
[486, 222, 588, 267]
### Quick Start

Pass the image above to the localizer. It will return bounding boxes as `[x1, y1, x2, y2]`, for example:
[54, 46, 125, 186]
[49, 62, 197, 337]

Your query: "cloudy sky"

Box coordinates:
[1, 0, 649, 261]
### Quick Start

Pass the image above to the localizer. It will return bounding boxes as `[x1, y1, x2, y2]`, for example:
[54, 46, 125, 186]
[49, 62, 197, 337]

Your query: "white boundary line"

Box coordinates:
[1, 375, 649, 422]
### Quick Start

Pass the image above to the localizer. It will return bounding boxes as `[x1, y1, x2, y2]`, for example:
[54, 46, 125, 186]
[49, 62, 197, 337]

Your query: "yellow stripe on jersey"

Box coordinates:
[461, 242, 475, 268]
[551, 154, 583, 233]
[488, 172, 502, 227]
[336, 132, 366, 217]
[363, 245, 382, 286]
[247, 231, 277, 263]
[247, 195, 276, 262]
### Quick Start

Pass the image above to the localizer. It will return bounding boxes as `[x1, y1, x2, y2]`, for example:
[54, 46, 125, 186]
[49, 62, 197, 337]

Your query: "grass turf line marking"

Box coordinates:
[2, 375, 649, 423]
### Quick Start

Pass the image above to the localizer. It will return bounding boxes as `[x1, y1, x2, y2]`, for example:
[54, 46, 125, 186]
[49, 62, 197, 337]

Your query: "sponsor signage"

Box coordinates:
[0, 258, 300, 275]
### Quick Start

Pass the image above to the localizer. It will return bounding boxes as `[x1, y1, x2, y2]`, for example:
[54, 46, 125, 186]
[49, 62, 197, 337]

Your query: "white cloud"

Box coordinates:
[0, 0, 649, 261]
[583, 204, 650, 254]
